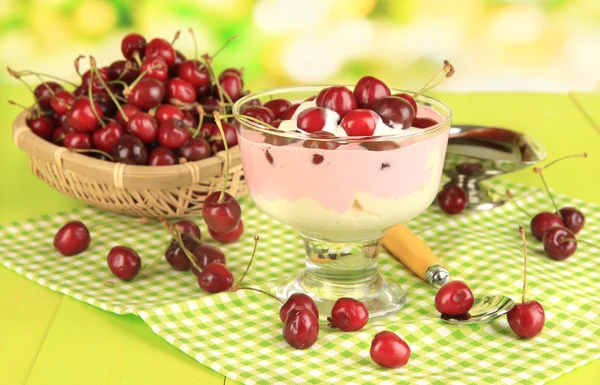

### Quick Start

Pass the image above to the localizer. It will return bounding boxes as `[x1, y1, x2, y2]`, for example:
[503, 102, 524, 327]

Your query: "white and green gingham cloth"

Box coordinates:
[0, 180, 599, 385]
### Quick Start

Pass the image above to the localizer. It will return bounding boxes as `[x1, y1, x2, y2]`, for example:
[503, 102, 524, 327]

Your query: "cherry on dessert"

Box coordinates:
[438, 185, 467, 214]
[67, 96, 104, 132]
[412, 117, 438, 129]
[198, 262, 233, 293]
[121, 33, 146, 61]
[218, 72, 243, 102]
[108, 60, 139, 84]
[127, 112, 159, 143]
[167, 77, 197, 104]
[242, 105, 276, 124]
[280, 103, 300, 120]
[302, 131, 340, 150]
[126, 77, 166, 110]
[113, 134, 148, 165]
[530, 212, 563, 241]
[271, 120, 282, 128]
[434, 280, 474, 315]
[34, 82, 63, 109]
[315, 87, 331, 106]
[543, 226, 577, 260]
[116, 103, 141, 126]
[92, 121, 124, 154]
[27, 116, 54, 140]
[264, 134, 290, 147]
[354, 76, 391, 109]
[148, 146, 178, 166]
[64, 132, 93, 150]
[317, 86, 357, 118]
[370, 331, 411, 368]
[54, 221, 91, 256]
[559, 207, 585, 234]
[179, 137, 212, 161]
[328, 297, 368, 331]
[107, 246, 142, 281]
[373, 96, 415, 129]
[208, 220, 244, 244]
[297, 107, 328, 133]
[158, 119, 193, 149]
[174, 219, 201, 239]
[50, 90, 75, 116]
[393, 92, 418, 114]
[264, 99, 292, 118]
[144, 37, 176, 66]
[209, 121, 238, 152]
[280, 293, 319, 323]
[190, 244, 226, 277]
[141, 56, 169, 82]
[155, 104, 184, 125]
[202, 192, 242, 233]
[283, 307, 319, 349]
[340, 109, 379, 136]
[178, 60, 211, 91]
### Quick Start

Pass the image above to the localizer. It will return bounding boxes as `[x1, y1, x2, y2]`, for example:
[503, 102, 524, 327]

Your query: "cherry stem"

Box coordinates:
[414, 60, 455, 99]
[132, 51, 142, 68]
[193, 105, 205, 137]
[200, 56, 233, 111]
[8, 100, 35, 112]
[108, 79, 129, 88]
[17, 70, 78, 87]
[534, 170, 559, 214]
[561, 238, 599, 249]
[6, 67, 36, 95]
[91, 57, 128, 122]
[125, 65, 158, 94]
[506, 189, 532, 217]
[233, 286, 283, 305]
[171, 30, 181, 46]
[158, 218, 203, 272]
[538, 153, 588, 171]
[87, 62, 106, 128]
[74, 55, 85, 77]
[118, 61, 135, 81]
[519, 226, 528, 304]
[188, 28, 199, 61]
[213, 111, 230, 203]
[232, 235, 259, 291]
[212, 35, 238, 59]
[220, 113, 280, 131]
[69, 148, 114, 160]
[53, 133, 65, 144]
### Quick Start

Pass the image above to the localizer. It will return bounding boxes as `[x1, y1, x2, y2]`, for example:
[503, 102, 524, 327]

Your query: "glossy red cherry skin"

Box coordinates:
[559, 207, 585, 234]
[329, 298, 369, 331]
[164, 233, 200, 271]
[92, 121, 124, 154]
[530, 212, 564, 241]
[198, 262, 233, 293]
[34, 82, 63, 109]
[317, 86, 357, 118]
[178, 60, 211, 92]
[281, 103, 300, 120]
[64, 132, 93, 150]
[219, 68, 243, 82]
[280, 293, 319, 323]
[141, 56, 169, 82]
[179, 138, 212, 161]
[202, 192, 242, 233]
[218, 73, 243, 102]
[438, 185, 467, 214]
[167, 78, 197, 104]
[108, 60, 139, 84]
[121, 33, 146, 61]
[435, 280, 474, 315]
[54, 221, 91, 256]
[170, 50, 186, 78]
[283, 307, 319, 349]
[297, 107, 328, 133]
[27, 116, 54, 140]
[264, 99, 292, 118]
[144, 38, 175, 66]
[373, 96, 415, 128]
[208, 220, 244, 244]
[507, 301, 545, 338]
[127, 112, 159, 143]
[81, 68, 109, 93]
[113, 134, 148, 165]
[67, 97, 104, 132]
[393, 92, 418, 114]
[116, 103, 141, 126]
[155, 104, 184, 125]
[51, 127, 67, 145]
[126, 77, 165, 110]
[370, 331, 411, 368]
[208, 121, 238, 152]
[174, 219, 202, 239]
[198, 96, 221, 114]
[543, 226, 577, 260]
[412, 117, 438, 129]
[107, 246, 141, 281]
[50, 90, 75, 116]
[148, 146, 178, 166]
[315, 87, 331, 106]
[242, 105, 276, 124]
[158, 119, 192, 149]
[191, 245, 226, 277]
[340, 109, 379, 136]
[354, 76, 391, 108]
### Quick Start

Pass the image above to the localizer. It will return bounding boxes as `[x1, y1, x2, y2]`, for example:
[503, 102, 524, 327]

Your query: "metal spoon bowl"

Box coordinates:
[440, 295, 515, 324]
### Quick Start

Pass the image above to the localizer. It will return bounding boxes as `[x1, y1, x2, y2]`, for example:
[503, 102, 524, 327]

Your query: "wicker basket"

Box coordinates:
[12, 111, 247, 218]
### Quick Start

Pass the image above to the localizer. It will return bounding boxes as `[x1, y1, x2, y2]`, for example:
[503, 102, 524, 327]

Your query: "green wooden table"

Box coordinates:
[1, 86, 599, 385]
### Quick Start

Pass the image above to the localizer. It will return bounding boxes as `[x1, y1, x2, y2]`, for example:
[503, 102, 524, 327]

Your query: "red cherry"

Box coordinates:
[340, 109, 379, 136]
[315, 87, 331, 106]
[178, 60, 211, 93]
[158, 119, 192, 149]
[208, 121, 238, 152]
[173, 219, 201, 239]
[202, 192, 242, 234]
[507, 301, 545, 338]
[270, 120, 282, 128]
[328, 298, 368, 331]
[92, 121, 124, 154]
[302, 131, 340, 150]
[126, 112, 158, 143]
[280, 293, 319, 323]
[455, 162, 482, 176]
[559, 207, 585, 234]
[126, 77, 166, 110]
[66, 96, 104, 132]
[354, 76, 391, 108]
[64, 132, 93, 150]
[54, 221, 90, 256]
[108, 60, 139, 84]
[107, 246, 141, 281]
[27, 116, 54, 140]
[283, 307, 319, 349]
[140, 56, 169, 82]
[317, 86, 357, 118]
[190, 245, 226, 277]
[263, 99, 292, 118]
[304, 95, 316, 102]
[164, 233, 200, 271]
[393, 92, 418, 114]
[208, 220, 244, 244]
[219, 67, 243, 82]
[144, 38, 175, 66]
[372, 96, 415, 128]
[218, 73, 243, 102]
[412, 117, 438, 129]
[154, 104, 184, 125]
[198, 262, 233, 293]
[148, 146, 178, 166]
[280, 103, 300, 120]
[530, 212, 564, 241]
[182, 110, 197, 128]
[242, 105, 276, 124]
[34, 82, 63, 109]
[198, 96, 221, 114]
[438, 185, 467, 214]
[370, 331, 411, 368]
[543, 226, 577, 260]
[297, 107, 328, 133]
[179, 137, 212, 161]
[121, 33, 146, 61]
[81, 68, 109, 93]
[116, 103, 141, 126]
[50, 90, 75, 116]
[113, 134, 148, 165]
[435, 280, 474, 315]
[167, 77, 197, 104]
[169, 50, 186, 78]
[51, 127, 66, 145]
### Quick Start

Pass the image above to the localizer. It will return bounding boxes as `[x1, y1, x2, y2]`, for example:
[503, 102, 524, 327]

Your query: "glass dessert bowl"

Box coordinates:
[233, 85, 453, 318]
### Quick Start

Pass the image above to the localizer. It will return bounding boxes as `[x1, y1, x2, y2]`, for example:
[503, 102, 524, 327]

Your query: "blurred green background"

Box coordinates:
[2, 0, 600, 92]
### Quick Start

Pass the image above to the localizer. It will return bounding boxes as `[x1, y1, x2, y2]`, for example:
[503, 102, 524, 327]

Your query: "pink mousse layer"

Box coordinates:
[238, 106, 449, 214]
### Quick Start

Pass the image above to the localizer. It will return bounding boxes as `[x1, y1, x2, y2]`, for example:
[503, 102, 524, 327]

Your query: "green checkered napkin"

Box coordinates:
[1, 180, 599, 385]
